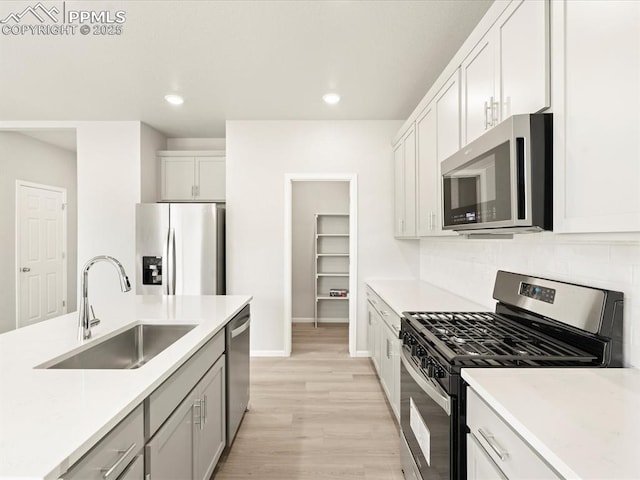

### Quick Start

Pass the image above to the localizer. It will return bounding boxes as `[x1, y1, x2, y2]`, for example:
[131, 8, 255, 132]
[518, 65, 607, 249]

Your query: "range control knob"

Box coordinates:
[433, 366, 446, 379]
[420, 356, 432, 370]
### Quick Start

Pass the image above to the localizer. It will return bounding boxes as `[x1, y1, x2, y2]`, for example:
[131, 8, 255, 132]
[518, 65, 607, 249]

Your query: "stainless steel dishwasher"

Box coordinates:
[225, 305, 250, 447]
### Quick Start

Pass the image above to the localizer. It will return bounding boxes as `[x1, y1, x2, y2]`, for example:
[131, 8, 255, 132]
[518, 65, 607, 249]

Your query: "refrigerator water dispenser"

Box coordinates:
[142, 256, 163, 285]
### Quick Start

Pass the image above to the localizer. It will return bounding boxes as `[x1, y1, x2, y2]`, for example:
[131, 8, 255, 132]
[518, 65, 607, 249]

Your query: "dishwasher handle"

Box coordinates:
[231, 318, 250, 338]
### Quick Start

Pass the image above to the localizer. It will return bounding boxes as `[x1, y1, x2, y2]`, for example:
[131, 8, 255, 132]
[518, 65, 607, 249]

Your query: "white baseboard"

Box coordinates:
[292, 317, 349, 324]
[250, 350, 289, 357]
[354, 350, 371, 357]
[292, 317, 315, 323]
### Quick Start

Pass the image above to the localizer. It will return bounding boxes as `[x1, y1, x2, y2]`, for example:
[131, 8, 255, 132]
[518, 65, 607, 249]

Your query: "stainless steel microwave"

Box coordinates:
[441, 113, 552, 234]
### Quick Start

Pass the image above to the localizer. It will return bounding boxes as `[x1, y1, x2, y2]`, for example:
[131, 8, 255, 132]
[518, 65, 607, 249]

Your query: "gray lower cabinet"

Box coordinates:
[196, 357, 226, 480]
[146, 355, 226, 480]
[62, 326, 233, 480]
[63, 406, 144, 480]
[118, 455, 144, 480]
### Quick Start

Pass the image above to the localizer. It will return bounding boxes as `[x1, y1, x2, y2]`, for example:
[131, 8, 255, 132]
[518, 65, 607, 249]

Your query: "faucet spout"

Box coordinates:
[78, 255, 131, 340]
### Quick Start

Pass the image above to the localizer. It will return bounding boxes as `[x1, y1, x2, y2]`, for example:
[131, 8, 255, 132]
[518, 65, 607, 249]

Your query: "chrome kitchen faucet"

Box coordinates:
[78, 255, 131, 340]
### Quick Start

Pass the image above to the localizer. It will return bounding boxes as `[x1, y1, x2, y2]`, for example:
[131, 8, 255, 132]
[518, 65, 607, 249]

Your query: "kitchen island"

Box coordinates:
[0, 294, 251, 480]
[462, 367, 640, 479]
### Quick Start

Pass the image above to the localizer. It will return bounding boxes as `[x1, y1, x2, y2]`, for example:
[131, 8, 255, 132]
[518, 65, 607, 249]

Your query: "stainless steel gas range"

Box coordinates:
[399, 270, 624, 480]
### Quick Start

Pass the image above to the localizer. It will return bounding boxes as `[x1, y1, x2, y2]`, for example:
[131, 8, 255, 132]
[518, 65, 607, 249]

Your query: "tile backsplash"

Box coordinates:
[419, 233, 640, 367]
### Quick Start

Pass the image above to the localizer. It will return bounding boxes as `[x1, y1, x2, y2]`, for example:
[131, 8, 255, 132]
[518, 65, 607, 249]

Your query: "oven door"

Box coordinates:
[400, 347, 452, 480]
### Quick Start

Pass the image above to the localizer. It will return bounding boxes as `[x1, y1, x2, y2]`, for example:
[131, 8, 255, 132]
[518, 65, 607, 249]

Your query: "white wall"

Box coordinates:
[76, 122, 141, 308]
[292, 181, 350, 321]
[419, 234, 640, 367]
[0, 132, 77, 333]
[166, 138, 226, 150]
[226, 121, 420, 355]
[140, 123, 167, 203]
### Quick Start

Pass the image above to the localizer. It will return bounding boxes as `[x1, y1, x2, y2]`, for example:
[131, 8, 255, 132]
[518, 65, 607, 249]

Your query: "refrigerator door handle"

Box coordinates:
[163, 228, 170, 295]
[168, 228, 176, 295]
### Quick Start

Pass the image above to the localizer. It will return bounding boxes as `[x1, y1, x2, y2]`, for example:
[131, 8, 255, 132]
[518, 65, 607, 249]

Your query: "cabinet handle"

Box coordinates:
[194, 399, 203, 430]
[484, 100, 490, 129]
[380, 310, 390, 317]
[101, 443, 137, 479]
[195, 185, 200, 197]
[203, 394, 208, 424]
[491, 97, 499, 126]
[386, 338, 390, 359]
[478, 428, 509, 461]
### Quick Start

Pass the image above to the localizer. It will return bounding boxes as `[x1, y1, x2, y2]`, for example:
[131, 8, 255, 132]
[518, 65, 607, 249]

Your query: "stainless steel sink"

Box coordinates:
[44, 324, 196, 369]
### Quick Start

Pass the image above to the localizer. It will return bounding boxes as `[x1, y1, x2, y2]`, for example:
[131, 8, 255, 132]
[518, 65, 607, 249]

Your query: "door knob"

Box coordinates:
[21, 267, 30, 272]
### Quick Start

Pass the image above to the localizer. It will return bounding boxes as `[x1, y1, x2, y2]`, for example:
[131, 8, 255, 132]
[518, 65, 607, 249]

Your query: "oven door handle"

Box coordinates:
[400, 348, 451, 416]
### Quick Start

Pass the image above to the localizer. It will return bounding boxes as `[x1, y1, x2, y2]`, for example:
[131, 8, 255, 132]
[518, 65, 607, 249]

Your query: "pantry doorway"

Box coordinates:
[284, 174, 357, 357]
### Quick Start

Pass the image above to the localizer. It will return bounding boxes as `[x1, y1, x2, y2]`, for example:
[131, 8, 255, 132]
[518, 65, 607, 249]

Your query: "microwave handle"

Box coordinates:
[516, 137, 526, 220]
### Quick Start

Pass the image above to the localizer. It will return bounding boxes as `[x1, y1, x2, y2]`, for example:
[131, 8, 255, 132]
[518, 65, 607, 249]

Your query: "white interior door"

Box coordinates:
[17, 183, 67, 328]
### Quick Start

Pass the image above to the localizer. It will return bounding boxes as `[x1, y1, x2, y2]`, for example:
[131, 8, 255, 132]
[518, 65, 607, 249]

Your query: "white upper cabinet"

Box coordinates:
[393, 126, 417, 238]
[416, 103, 437, 237]
[416, 71, 460, 236]
[393, 142, 405, 238]
[160, 151, 225, 202]
[552, 0, 640, 233]
[499, 0, 550, 119]
[162, 157, 195, 201]
[462, 34, 497, 145]
[196, 157, 226, 201]
[436, 70, 461, 163]
[462, 0, 549, 145]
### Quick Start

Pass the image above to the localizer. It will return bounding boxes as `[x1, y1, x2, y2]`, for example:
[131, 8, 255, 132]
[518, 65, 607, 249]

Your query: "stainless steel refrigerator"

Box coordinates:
[135, 203, 225, 295]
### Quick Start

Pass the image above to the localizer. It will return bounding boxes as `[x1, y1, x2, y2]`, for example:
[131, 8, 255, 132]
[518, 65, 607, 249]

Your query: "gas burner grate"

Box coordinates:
[405, 311, 597, 365]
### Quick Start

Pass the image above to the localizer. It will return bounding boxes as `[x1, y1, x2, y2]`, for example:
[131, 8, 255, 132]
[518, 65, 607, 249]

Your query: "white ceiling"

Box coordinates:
[0, 0, 493, 138]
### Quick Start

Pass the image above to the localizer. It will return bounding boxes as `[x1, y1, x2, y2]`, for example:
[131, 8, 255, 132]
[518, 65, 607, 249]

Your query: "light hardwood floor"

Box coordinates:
[213, 323, 403, 479]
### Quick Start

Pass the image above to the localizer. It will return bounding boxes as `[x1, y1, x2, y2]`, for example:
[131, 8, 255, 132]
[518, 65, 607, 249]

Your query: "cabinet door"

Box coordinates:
[499, 0, 549, 119]
[553, 0, 640, 233]
[367, 303, 376, 364]
[416, 103, 437, 236]
[117, 455, 144, 480]
[146, 389, 198, 480]
[467, 434, 507, 480]
[161, 157, 195, 201]
[379, 322, 393, 400]
[402, 127, 417, 237]
[436, 70, 461, 163]
[391, 333, 400, 421]
[196, 157, 225, 201]
[195, 358, 226, 480]
[393, 141, 405, 237]
[462, 34, 497, 145]
[371, 307, 381, 375]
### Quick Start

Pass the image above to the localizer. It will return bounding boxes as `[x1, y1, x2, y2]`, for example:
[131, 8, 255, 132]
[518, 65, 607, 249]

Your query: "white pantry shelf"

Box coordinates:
[314, 213, 350, 327]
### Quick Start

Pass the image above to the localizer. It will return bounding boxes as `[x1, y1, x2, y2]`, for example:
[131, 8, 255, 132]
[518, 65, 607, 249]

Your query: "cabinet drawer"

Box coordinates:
[63, 405, 143, 480]
[467, 388, 560, 479]
[366, 286, 401, 334]
[147, 330, 225, 437]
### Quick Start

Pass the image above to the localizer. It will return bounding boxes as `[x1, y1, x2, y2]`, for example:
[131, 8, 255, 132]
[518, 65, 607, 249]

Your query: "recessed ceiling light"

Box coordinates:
[322, 93, 340, 105]
[164, 94, 184, 105]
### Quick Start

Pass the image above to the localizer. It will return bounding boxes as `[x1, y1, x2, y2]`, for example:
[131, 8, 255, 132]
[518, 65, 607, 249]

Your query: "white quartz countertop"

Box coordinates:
[462, 367, 640, 479]
[0, 294, 252, 480]
[366, 278, 487, 317]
